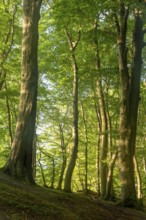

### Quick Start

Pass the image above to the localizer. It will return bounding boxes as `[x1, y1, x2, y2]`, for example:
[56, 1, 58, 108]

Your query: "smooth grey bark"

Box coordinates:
[57, 123, 67, 190]
[93, 96, 101, 196]
[64, 30, 81, 192]
[94, 22, 108, 198]
[5, 82, 14, 146]
[115, 1, 144, 207]
[38, 154, 47, 187]
[105, 150, 118, 200]
[3, 0, 42, 183]
[133, 156, 143, 200]
[80, 101, 88, 193]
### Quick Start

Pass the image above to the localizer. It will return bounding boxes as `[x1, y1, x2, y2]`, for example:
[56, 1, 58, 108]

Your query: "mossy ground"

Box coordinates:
[0, 173, 146, 220]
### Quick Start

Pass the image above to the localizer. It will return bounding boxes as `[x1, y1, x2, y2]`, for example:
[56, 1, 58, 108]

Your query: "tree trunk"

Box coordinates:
[32, 132, 37, 179]
[133, 156, 143, 200]
[0, 5, 17, 91]
[3, 0, 42, 183]
[105, 150, 118, 200]
[64, 30, 81, 192]
[5, 82, 13, 146]
[38, 156, 47, 187]
[93, 96, 101, 195]
[96, 132, 101, 196]
[57, 123, 67, 190]
[77, 158, 84, 191]
[129, 7, 143, 203]
[80, 101, 88, 193]
[115, 1, 143, 207]
[50, 157, 55, 189]
[94, 22, 108, 198]
[97, 79, 108, 199]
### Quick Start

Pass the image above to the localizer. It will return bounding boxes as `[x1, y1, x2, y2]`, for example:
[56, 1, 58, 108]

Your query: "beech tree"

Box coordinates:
[3, 0, 42, 183]
[115, 0, 144, 207]
[64, 29, 81, 192]
[93, 21, 108, 199]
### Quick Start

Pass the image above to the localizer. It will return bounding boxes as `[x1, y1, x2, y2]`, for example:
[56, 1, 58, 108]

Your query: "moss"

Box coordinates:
[0, 176, 145, 220]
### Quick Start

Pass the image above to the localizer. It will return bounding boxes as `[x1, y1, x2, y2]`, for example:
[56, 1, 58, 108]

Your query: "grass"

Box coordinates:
[0, 174, 146, 219]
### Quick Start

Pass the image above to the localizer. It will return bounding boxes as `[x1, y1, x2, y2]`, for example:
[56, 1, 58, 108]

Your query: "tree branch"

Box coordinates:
[113, 12, 120, 34]
[65, 28, 81, 51]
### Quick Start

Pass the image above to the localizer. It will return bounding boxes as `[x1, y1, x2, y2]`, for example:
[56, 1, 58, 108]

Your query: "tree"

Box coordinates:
[0, 1, 17, 91]
[64, 29, 81, 192]
[3, 0, 42, 183]
[93, 21, 108, 199]
[115, 0, 144, 207]
[57, 123, 67, 189]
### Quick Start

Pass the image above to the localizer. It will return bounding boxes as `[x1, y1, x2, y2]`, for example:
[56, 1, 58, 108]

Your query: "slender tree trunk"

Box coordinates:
[0, 5, 17, 91]
[57, 153, 66, 189]
[93, 97, 101, 196]
[64, 30, 81, 192]
[94, 22, 108, 198]
[105, 83, 113, 158]
[133, 156, 143, 200]
[105, 83, 116, 200]
[57, 123, 67, 190]
[115, 1, 143, 207]
[50, 157, 55, 189]
[5, 82, 13, 146]
[39, 149, 56, 189]
[96, 134, 101, 195]
[80, 101, 88, 193]
[105, 150, 118, 200]
[77, 158, 84, 191]
[97, 79, 108, 199]
[38, 156, 47, 187]
[3, 0, 42, 183]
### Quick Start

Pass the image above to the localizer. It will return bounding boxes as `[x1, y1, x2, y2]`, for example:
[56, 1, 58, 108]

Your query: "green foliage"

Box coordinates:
[1, 0, 146, 205]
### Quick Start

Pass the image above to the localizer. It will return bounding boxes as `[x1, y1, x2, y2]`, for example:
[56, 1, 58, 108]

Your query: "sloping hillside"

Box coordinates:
[0, 173, 146, 220]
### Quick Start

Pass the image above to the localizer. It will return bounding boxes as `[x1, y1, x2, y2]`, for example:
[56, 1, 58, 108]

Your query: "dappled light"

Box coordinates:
[0, 0, 146, 219]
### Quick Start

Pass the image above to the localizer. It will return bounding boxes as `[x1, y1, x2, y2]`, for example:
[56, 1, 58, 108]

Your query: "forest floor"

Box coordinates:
[0, 174, 146, 220]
